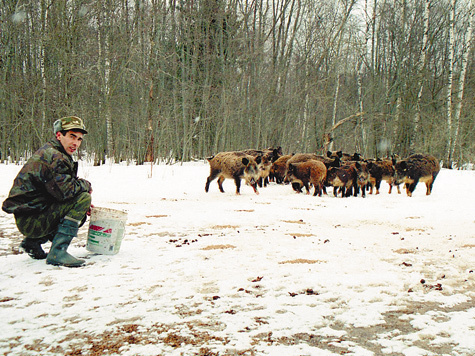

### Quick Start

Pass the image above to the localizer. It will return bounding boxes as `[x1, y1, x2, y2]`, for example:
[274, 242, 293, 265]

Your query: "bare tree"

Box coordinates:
[445, 0, 473, 167]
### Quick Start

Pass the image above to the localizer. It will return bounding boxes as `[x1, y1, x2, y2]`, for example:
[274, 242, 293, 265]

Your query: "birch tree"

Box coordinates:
[410, 0, 431, 153]
[445, 0, 455, 167]
[445, 0, 473, 167]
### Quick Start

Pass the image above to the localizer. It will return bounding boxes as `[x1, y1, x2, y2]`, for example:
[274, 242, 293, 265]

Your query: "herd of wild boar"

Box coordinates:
[205, 147, 441, 198]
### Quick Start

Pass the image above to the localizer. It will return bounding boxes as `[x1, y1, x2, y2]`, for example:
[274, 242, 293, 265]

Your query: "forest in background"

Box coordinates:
[1, 0, 474, 167]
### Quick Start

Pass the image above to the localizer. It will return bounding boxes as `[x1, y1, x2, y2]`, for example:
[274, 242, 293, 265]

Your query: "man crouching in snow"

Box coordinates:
[2, 116, 92, 267]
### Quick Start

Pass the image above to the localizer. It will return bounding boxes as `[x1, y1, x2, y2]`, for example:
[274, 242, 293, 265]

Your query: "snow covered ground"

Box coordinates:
[0, 160, 474, 356]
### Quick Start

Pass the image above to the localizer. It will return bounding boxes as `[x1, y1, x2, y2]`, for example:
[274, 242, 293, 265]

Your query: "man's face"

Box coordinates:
[56, 130, 84, 156]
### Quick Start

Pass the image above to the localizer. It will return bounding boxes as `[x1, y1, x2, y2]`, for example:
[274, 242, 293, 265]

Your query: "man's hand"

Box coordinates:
[87, 204, 95, 216]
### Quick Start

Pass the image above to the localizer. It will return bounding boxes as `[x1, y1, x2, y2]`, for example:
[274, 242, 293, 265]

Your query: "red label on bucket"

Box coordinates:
[89, 224, 102, 231]
[90, 225, 112, 233]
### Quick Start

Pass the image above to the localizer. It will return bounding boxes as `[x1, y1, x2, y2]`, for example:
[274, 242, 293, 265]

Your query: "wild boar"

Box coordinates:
[325, 164, 357, 197]
[393, 154, 440, 197]
[205, 152, 262, 195]
[241, 147, 282, 187]
[241, 147, 283, 163]
[284, 160, 327, 196]
[353, 161, 370, 197]
[327, 151, 363, 162]
[286, 153, 341, 193]
[287, 153, 341, 169]
[270, 154, 294, 184]
[367, 159, 399, 195]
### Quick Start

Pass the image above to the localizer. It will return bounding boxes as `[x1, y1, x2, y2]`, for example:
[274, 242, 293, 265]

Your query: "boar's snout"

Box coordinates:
[248, 177, 259, 194]
[358, 173, 369, 183]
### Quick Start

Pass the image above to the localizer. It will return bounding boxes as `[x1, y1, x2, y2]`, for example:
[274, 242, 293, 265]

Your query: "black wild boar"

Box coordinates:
[325, 164, 357, 197]
[284, 160, 327, 196]
[367, 159, 399, 195]
[327, 151, 363, 162]
[205, 152, 262, 195]
[353, 161, 370, 197]
[393, 154, 440, 197]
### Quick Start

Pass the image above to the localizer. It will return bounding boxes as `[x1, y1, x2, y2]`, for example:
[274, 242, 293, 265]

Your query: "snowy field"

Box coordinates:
[0, 160, 474, 356]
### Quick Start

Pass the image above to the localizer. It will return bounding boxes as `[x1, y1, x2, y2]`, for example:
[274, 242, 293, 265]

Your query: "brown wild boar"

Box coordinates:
[286, 153, 341, 193]
[284, 160, 327, 196]
[241, 147, 283, 164]
[328, 160, 368, 196]
[205, 152, 262, 195]
[325, 164, 357, 197]
[287, 153, 341, 169]
[270, 154, 294, 184]
[393, 154, 440, 197]
[367, 159, 399, 195]
[241, 147, 282, 187]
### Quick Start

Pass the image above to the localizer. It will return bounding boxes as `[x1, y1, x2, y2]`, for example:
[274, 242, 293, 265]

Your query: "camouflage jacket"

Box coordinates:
[2, 138, 92, 215]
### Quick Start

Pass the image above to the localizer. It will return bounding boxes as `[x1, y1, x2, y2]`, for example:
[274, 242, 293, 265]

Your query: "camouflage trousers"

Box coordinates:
[14, 192, 91, 240]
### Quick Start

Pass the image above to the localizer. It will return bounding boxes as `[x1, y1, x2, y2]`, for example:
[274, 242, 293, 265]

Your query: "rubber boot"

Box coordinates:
[46, 218, 85, 267]
[20, 236, 50, 260]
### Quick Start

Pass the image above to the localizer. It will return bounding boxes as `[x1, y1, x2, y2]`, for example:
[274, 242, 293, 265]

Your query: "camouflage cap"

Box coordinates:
[53, 116, 88, 134]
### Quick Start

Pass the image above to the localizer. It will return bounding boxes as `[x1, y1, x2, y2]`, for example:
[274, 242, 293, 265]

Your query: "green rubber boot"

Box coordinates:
[46, 218, 85, 267]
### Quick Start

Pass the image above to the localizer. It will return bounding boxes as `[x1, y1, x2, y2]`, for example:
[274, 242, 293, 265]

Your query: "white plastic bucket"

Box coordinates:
[86, 207, 128, 255]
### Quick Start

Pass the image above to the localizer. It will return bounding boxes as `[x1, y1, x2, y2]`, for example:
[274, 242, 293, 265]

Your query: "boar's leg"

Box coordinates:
[205, 170, 220, 192]
[344, 185, 353, 197]
[257, 177, 264, 188]
[264, 177, 269, 187]
[405, 180, 418, 197]
[367, 182, 374, 194]
[359, 184, 366, 198]
[375, 179, 382, 195]
[426, 177, 434, 195]
[332, 186, 338, 197]
[313, 183, 322, 197]
[233, 176, 242, 194]
[217, 176, 226, 193]
[303, 182, 311, 194]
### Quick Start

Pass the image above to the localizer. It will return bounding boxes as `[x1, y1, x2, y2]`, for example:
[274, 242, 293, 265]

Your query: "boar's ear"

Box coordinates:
[399, 161, 407, 169]
[367, 161, 373, 169]
[326, 151, 332, 157]
[355, 162, 361, 169]
[337, 151, 343, 158]
[255, 156, 262, 164]
[242, 157, 250, 166]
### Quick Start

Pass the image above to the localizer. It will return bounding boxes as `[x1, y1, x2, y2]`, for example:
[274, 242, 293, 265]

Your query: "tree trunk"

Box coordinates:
[410, 0, 431, 153]
[447, 0, 473, 167]
[329, 73, 341, 152]
[445, 0, 455, 167]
